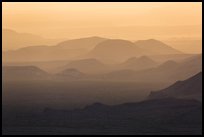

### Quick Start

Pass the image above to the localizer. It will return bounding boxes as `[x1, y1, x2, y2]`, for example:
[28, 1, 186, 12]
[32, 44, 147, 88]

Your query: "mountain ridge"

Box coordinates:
[148, 72, 202, 101]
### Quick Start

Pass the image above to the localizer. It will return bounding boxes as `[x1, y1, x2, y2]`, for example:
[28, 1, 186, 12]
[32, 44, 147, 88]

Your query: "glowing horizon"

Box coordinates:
[2, 2, 202, 53]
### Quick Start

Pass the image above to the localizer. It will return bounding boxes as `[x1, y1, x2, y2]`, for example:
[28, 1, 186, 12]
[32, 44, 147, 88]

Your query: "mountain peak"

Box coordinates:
[121, 55, 157, 70]
[141, 39, 160, 42]
[135, 39, 166, 45]
[57, 36, 107, 50]
[135, 39, 182, 54]
[94, 39, 135, 49]
[86, 36, 106, 39]
[88, 39, 144, 62]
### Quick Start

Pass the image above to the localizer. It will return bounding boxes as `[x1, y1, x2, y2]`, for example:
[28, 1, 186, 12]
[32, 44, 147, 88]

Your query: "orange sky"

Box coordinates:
[2, 2, 202, 37]
[2, 2, 202, 40]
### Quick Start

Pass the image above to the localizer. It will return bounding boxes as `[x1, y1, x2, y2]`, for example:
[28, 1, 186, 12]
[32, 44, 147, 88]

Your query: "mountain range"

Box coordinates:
[102, 54, 202, 82]
[3, 36, 182, 63]
[3, 54, 202, 83]
[2, 29, 61, 51]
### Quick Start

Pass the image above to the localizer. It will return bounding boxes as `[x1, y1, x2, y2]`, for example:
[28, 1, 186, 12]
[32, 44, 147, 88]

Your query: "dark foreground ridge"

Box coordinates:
[2, 98, 202, 135]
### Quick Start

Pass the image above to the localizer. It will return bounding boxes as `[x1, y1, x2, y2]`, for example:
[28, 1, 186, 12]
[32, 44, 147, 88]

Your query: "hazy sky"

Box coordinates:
[2, 2, 202, 40]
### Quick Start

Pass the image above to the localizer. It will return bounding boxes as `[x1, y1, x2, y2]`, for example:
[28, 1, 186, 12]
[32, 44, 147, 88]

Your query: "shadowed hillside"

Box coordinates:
[148, 72, 202, 101]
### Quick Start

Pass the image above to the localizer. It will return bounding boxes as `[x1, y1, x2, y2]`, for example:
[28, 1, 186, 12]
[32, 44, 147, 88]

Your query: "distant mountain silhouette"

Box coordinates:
[3, 37, 183, 63]
[62, 58, 110, 74]
[3, 66, 48, 80]
[3, 47, 87, 63]
[2, 29, 60, 51]
[87, 39, 183, 63]
[102, 54, 201, 83]
[135, 39, 182, 55]
[148, 72, 202, 101]
[57, 36, 107, 50]
[119, 56, 158, 70]
[88, 39, 145, 63]
[3, 36, 108, 62]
